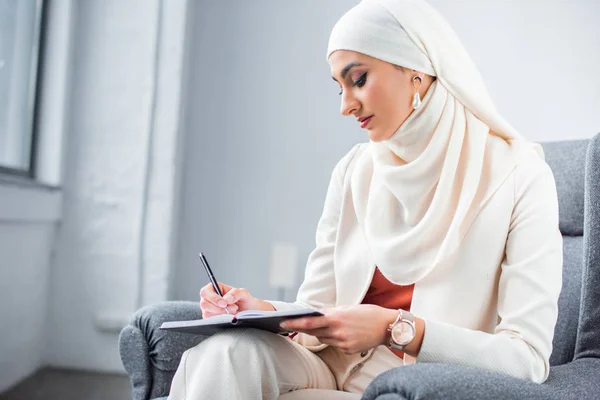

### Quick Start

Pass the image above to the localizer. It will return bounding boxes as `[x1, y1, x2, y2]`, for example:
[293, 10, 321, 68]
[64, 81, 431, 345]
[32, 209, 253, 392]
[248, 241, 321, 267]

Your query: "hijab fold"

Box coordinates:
[327, 0, 542, 285]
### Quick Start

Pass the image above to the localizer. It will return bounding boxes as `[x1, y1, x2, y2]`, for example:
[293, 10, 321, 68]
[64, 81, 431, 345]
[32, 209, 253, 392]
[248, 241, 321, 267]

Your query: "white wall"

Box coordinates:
[173, 0, 600, 303]
[173, 0, 363, 303]
[429, 0, 600, 142]
[45, 0, 188, 373]
[0, 223, 53, 391]
[0, 184, 60, 392]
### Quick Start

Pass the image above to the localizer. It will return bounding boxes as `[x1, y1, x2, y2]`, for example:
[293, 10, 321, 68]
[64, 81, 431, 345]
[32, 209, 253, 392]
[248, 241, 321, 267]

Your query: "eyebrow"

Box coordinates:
[331, 62, 364, 82]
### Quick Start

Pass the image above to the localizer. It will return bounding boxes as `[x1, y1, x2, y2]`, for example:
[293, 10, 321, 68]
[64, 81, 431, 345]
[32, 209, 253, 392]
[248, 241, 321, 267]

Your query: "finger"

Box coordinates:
[226, 304, 239, 314]
[201, 298, 239, 314]
[320, 308, 343, 324]
[317, 336, 346, 348]
[296, 326, 348, 342]
[317, 336, 357, 354]
[203, 311, 219, 319]
[200, 283, 229, 308]
[200, 298, 238, 315]
[217, 281, 233, 294]
[281, 316, 329, 331]
[199, 298, 220, 314]
[293, 327, 338, 339]
[202, 306, 239, 318]
[222, 287, 251, 304]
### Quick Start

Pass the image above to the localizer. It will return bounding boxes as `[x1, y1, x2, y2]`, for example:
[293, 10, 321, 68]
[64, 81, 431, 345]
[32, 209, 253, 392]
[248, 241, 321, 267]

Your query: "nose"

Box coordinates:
[340, 90, 359, 117]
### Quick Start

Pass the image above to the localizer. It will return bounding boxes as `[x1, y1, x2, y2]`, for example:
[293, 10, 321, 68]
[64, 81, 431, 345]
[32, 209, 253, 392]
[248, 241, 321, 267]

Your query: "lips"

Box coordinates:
[359, 115, 373, 129]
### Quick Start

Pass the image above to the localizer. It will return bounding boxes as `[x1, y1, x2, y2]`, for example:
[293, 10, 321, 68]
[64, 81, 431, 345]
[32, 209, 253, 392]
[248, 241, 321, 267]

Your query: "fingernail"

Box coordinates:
[218, 301, 227, 308]
[280, 322, 288, 329]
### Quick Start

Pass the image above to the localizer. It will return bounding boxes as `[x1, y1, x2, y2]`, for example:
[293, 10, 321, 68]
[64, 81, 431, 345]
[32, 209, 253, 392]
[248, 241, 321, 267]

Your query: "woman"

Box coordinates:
[168, 0, 562, 398]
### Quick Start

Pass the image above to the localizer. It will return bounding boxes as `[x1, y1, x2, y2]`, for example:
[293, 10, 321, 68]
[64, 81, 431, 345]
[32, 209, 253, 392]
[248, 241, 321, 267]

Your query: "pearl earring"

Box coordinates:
[412, 76, 422, 110]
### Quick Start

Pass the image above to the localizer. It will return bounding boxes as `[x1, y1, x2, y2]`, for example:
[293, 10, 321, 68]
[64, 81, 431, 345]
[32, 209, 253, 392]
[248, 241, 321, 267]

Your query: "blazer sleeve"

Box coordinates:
[416, 154, 563, 383]
[267, 144, 363, 312]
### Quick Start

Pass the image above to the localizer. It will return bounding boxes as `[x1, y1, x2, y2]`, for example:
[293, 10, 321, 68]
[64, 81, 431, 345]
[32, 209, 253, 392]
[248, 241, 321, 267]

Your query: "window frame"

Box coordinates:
[0, 0, 48, 179]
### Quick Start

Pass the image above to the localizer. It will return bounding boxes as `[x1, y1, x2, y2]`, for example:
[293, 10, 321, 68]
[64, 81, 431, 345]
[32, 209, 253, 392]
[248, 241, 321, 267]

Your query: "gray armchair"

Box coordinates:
[119, 133, 600, 399]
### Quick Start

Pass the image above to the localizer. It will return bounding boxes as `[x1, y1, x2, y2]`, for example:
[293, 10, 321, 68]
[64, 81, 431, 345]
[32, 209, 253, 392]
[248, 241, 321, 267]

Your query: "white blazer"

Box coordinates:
[269, 141, 562, 386]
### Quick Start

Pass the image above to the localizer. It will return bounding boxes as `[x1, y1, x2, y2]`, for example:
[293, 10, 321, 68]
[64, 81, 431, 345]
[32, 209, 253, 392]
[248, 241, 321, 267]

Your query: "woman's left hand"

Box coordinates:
[280, 304, 397, 355]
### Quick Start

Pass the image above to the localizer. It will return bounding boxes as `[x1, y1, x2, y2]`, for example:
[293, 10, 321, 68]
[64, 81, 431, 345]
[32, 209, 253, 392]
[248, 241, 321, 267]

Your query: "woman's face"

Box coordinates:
[329, 50, 423, 142]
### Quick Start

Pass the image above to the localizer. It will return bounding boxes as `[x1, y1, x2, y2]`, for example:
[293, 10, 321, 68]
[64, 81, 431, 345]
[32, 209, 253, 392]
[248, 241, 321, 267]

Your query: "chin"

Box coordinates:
[368, 129, 388, 142]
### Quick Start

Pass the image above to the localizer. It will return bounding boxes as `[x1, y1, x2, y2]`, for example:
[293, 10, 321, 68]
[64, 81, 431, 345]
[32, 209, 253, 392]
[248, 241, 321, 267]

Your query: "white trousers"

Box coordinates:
[167, 328, 404, 400]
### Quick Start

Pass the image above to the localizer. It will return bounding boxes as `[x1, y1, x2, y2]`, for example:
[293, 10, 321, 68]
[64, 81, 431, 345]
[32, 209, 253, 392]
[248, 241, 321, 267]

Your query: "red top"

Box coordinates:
[361, 267, 415, 359]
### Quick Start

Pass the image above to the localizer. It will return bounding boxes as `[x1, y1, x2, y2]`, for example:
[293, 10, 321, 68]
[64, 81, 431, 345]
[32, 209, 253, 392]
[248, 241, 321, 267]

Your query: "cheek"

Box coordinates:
[364, 83, 393, 116]
[374, 84, 410, 127]
[390, 86, 414, 125]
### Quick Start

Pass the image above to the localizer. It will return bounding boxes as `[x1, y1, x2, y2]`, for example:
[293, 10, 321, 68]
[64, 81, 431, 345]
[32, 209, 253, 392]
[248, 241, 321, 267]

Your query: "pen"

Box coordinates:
[199, 252, 230, 314]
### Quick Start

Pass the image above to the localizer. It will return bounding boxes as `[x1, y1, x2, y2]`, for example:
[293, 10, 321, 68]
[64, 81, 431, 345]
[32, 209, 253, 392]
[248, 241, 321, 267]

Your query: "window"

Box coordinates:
[0, 0, 45, 176]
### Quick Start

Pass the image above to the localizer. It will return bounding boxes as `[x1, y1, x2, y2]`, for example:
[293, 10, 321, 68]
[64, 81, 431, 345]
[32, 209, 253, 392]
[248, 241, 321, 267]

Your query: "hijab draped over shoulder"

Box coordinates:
[326, 0, 543, 285]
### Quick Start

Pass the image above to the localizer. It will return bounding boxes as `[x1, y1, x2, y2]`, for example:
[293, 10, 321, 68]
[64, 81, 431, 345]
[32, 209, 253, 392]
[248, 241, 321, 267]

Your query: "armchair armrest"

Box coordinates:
[361, 359, 600, 400]
[118, 301, 206, 400]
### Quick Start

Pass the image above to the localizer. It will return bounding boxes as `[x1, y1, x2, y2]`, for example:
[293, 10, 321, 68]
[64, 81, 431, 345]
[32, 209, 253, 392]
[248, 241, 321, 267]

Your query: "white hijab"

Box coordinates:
[327, 0, 543, 285]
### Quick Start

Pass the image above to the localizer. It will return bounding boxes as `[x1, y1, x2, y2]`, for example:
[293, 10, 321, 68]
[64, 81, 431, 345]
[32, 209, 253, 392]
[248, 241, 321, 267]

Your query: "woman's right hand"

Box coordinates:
[199, 282, 275, 318]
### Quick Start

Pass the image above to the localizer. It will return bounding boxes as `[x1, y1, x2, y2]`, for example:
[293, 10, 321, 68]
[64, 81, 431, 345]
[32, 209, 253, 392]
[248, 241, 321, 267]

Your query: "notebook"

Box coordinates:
[159, 308, 323, 336]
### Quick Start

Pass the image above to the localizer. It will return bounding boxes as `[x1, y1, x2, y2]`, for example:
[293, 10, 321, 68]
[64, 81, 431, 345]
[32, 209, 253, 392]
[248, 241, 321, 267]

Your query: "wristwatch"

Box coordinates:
[387, 309, 416, 351]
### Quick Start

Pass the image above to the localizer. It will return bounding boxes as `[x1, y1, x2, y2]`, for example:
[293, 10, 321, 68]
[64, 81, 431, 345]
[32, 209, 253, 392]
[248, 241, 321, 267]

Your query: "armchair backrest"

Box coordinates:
[575, 133, 600, 361]
[541, 134, 599, 366]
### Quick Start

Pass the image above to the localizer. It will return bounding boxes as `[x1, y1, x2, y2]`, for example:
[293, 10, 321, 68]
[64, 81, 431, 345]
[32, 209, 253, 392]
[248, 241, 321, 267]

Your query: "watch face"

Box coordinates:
[391, 321, 416, 346]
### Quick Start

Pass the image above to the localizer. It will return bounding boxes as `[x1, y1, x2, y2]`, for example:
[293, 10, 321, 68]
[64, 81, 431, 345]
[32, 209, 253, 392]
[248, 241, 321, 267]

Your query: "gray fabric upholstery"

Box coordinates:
[550, 236, 582, 366]
[119, 301, 205, 399]
[542, 139, 588, 236]
[576, 133, 600, 360]
[543, 140, 587, 366]
[362, 359, 600, 400]
[279, 389, 361, 399]
[119, 134, 600, 400]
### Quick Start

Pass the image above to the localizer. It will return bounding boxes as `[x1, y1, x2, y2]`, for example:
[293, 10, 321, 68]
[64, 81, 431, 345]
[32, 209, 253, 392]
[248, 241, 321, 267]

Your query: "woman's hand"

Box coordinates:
[280, 304, 399, 355]
[199, 282, 275, 318]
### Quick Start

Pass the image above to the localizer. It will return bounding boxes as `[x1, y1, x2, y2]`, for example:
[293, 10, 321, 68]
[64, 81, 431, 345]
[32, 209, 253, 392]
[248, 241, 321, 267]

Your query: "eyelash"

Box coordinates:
[338, 72, 367, 95]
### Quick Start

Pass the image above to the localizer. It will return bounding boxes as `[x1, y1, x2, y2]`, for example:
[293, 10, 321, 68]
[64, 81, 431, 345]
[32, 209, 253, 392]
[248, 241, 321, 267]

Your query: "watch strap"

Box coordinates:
[387, 309, 416, 351]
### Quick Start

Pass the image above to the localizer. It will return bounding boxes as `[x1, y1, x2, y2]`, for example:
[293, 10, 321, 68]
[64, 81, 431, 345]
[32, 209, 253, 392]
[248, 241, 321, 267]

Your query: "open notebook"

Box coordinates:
[160, 308, 323, 336]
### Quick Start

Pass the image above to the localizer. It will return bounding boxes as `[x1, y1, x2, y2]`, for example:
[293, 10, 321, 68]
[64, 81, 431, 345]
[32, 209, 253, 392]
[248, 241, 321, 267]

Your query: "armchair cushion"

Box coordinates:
[119, 301, 205, 400]
[362, 359, 600, 400]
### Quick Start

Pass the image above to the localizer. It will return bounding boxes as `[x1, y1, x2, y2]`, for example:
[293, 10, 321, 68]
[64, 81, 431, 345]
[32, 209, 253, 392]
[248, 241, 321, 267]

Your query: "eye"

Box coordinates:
[353, 72, 367, 87]
[338, 72, 367, 96]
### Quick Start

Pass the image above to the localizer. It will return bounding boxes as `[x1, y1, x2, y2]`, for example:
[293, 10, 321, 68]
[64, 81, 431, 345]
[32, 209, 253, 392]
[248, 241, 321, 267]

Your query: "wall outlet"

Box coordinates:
[269, 243, 298, 289]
